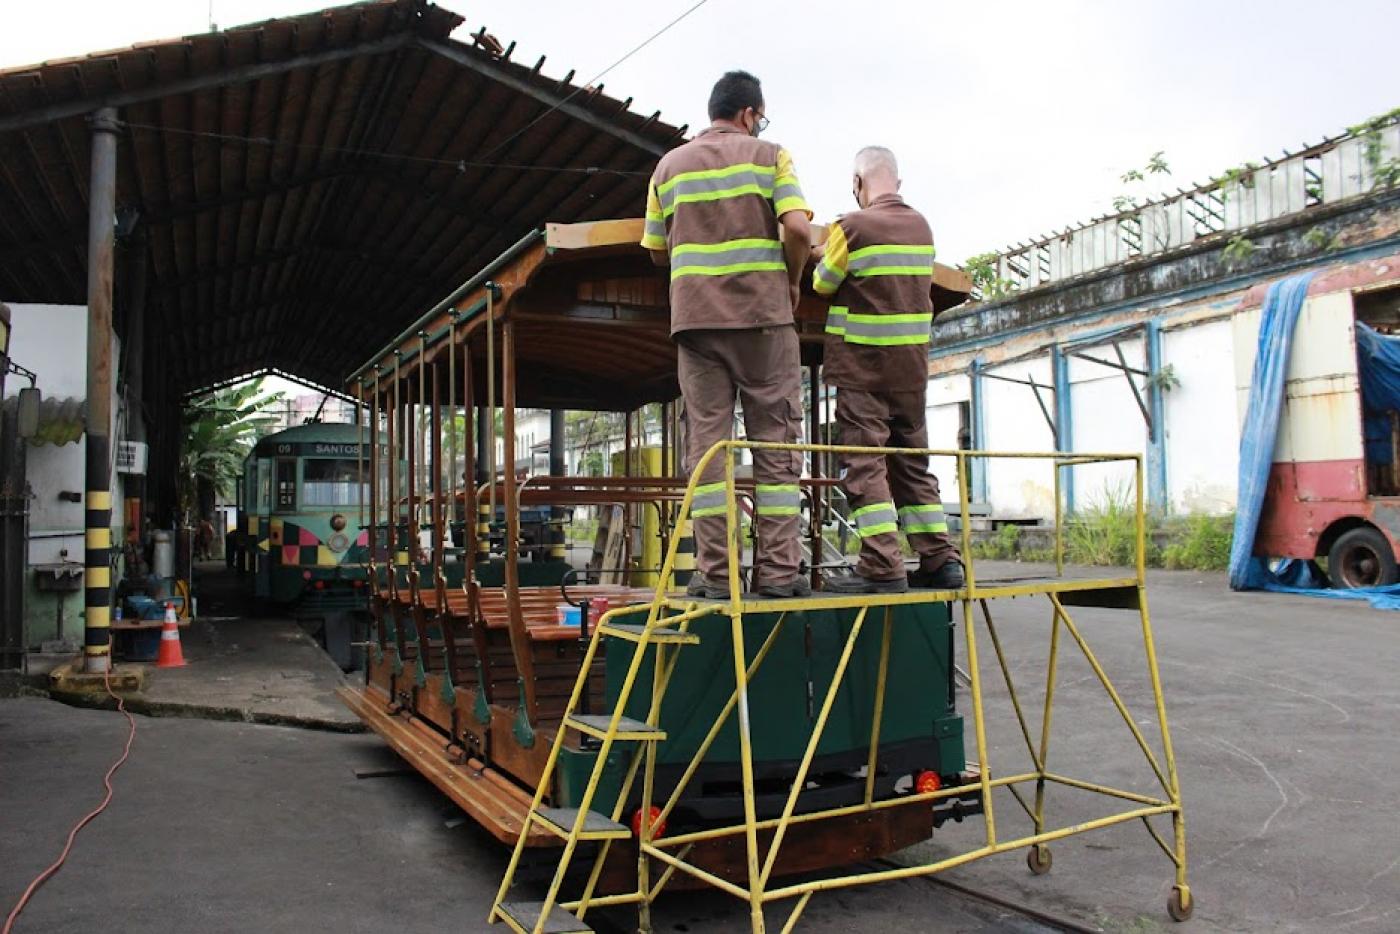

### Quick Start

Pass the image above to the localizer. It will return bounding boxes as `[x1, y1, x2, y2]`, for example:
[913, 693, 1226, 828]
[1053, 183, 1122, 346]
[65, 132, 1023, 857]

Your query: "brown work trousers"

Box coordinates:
[836, 386, 960, 581]
[677, 326, 804, 588]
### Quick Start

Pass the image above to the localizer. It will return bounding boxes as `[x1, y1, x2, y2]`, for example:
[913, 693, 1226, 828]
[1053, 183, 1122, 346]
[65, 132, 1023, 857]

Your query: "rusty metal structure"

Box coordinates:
[975, 117, 1400, 297]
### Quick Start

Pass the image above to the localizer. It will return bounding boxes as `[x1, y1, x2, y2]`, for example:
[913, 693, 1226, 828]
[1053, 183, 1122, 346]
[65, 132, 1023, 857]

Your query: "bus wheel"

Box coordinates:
[1328, 526, 1398, 589]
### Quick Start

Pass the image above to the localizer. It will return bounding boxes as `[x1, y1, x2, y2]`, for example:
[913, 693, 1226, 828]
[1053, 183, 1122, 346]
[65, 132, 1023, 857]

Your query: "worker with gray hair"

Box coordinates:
[812, 146, 964, 593]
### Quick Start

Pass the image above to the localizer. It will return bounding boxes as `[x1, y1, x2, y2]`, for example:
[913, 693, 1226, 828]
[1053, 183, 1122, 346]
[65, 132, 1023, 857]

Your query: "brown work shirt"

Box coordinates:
[641, 125, 811, 334]
[813, 193, 936, 391]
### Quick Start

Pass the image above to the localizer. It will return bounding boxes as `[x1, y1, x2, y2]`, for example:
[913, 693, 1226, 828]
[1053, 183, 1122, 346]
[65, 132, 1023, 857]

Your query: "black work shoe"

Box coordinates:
[755, 576, 813, 599]
[908, 560, 966, 591]
[685, 573, 730, 600]
[823, 574, 909, 595]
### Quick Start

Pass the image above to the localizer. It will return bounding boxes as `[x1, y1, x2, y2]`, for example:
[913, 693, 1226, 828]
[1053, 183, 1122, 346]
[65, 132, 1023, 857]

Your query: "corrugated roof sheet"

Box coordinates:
[0, 0, 685, 395]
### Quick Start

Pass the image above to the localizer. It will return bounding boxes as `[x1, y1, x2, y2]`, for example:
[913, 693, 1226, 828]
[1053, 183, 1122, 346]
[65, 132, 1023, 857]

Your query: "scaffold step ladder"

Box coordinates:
[489, 600, 712, 934]
[496, 901, 591, 934]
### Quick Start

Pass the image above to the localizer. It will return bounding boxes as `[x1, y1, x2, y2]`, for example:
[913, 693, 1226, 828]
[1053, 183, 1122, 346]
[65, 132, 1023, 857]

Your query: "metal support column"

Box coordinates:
[1051, 346, 1074, 515]
[83, 106, 119, 674]
[549, 408, 567, 561]
[1144, 320, 1168, 510]
[968, 356, 988, 505]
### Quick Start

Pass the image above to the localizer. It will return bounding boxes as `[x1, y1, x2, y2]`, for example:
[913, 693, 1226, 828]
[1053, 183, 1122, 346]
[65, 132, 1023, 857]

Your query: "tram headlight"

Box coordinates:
[330, 513, 347, 531]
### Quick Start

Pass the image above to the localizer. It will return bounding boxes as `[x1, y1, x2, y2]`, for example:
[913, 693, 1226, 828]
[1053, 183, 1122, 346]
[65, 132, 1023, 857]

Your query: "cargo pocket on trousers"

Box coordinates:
[787, 396, 805, 476]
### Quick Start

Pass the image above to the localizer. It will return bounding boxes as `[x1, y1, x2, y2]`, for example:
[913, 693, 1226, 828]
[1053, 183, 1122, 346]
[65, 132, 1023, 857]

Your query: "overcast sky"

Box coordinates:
[3, 0, 1397, 262]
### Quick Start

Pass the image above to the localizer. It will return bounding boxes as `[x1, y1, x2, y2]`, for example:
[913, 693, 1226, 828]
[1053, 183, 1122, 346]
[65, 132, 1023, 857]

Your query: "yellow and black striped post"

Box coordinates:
[83, 106, 118, 674]
[84, 441, 113, 672]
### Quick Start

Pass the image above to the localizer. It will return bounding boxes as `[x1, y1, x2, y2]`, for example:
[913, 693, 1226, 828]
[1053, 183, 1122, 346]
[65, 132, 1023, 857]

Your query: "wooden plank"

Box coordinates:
[337, 684, 555, 847]
[545, 218, 646, 250]
[931, 261, 971, 296]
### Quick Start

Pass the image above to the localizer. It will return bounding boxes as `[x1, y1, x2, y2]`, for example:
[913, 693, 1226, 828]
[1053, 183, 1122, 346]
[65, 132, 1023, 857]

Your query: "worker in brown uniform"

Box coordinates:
[813, 146, 964, 593]
[641, 70, 813, 598]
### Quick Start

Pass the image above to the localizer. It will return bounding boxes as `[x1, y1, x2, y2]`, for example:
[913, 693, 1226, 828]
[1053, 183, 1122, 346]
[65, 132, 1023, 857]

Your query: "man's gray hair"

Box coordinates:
[854, 145, 898, 178]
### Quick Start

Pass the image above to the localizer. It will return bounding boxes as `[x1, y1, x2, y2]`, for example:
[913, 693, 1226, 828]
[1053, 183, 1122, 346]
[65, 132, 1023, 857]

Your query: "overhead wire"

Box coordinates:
[471, 0, 712, 165]
[116, 120, 650, 177]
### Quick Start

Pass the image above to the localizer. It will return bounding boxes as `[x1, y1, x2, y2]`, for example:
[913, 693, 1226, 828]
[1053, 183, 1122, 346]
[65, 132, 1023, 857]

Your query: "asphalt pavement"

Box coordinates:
[4, 563, 1399, 932]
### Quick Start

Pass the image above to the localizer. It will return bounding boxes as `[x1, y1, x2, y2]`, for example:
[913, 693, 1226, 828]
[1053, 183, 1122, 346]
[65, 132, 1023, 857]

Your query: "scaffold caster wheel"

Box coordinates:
[1026, 845, 1052, 875]
[1168, 884, 1194, 921]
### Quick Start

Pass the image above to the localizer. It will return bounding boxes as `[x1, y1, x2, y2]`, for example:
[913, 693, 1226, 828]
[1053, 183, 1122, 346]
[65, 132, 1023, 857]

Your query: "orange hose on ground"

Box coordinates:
[2, 666, 137, 934]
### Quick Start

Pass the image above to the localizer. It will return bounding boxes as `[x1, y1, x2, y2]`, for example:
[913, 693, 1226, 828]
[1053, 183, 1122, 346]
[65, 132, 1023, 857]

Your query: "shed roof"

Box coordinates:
[0, 0, 685, 395]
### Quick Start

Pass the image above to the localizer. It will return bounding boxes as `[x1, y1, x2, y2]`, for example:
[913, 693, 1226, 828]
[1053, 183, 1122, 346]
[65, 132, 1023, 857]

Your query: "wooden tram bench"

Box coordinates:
[372, 582, 660, 716]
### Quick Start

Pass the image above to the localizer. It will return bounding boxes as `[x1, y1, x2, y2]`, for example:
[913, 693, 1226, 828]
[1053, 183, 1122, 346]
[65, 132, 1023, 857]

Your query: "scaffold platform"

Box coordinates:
[488, 440, 1192, 933]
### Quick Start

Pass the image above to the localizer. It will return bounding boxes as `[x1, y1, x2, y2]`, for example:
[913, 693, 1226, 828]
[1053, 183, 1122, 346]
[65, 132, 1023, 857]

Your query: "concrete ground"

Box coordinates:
[132, 611, 358, 729]
[3, 563, 1398, 932]
[919, 561, 1400, 933]
[51, 562, 359, 730]
[0, 698, 1036, 934]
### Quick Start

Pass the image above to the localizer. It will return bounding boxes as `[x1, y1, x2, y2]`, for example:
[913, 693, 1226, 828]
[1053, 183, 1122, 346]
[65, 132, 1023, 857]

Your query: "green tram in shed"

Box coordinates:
[235, 422, 436, 667]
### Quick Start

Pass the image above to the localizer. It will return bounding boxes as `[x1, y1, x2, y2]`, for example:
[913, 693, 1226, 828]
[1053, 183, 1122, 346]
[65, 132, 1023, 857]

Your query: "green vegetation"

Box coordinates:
[1161, 513, 1234, 571]
[968, 490, 1233, 573]
[1064, 489, 1153, 566]
[1144, 362, 1181, 393]
[975, 523, 1021, 560]
[1112, 151, 1172, 215]
[566, 516, 600, 545]
[1349, 106, 1400, 191]
[1222, 233, 1255, 267]
[964, 252, 1016, 301]
[1217, 161, 1260, 192]
[180, 379, 283, 521]
[1303, 225, 1340, 253]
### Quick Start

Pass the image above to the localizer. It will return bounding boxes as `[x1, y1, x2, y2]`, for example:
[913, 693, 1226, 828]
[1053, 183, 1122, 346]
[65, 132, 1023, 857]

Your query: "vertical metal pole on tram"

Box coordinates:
[550, 408, 566, 564]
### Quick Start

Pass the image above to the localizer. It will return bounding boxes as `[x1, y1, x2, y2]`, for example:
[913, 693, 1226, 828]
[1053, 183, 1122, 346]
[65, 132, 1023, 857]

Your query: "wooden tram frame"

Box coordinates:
[339, 218, 891, 847]
[338, 219, 1192, 932]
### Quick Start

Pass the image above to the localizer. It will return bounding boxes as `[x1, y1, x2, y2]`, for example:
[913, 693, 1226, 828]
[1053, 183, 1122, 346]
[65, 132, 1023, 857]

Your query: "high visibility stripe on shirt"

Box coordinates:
[642, 181, 667, 250]
[839, 311, 932, 346]
[812, 223, 849, 296]
[851, 501, 898, 538]
[755, 483, 801, 516]
[691, 481, 728, 518]
[847, 243, 937, 277]
[824, 306, 848, 336]
[773, 148, 809, 216]
[638, 146, 811, 255]
[670, 238, 785, 279]
[899, 504, 949, 534]
[657, 163, 776, 217]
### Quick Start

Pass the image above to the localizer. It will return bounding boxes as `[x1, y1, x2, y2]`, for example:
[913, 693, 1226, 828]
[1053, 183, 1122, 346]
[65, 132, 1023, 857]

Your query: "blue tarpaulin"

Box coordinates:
[1228, 273, 1400, 609]
[1356, 322, 1400, 466]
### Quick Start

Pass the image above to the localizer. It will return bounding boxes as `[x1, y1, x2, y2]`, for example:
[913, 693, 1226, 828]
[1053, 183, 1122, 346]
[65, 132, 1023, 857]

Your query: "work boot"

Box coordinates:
[823, 573, 909, 595]
[685, 573, 730, 600]
[908, 560, 965, 591]
[755, 576, 813, 599]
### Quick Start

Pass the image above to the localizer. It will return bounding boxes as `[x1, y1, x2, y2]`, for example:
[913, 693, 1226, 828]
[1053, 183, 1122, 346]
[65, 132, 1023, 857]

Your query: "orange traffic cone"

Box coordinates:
[156, 602, 186, 668]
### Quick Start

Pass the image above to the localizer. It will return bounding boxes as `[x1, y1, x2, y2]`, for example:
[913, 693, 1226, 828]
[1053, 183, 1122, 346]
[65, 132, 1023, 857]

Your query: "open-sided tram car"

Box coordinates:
[338, 219, 977, 880]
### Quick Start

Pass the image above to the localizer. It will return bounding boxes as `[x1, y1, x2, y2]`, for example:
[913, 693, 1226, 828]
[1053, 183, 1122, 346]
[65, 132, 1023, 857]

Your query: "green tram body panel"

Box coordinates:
[556, 602, 964, 822]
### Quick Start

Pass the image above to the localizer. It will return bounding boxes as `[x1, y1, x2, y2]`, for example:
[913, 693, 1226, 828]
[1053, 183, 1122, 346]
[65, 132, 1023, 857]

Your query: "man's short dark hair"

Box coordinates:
[708, 70, 763, 122]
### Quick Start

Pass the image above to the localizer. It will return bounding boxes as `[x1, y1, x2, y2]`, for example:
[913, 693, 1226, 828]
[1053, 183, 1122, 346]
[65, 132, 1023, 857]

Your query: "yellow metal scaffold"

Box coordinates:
[489, 440, 1192, 934]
